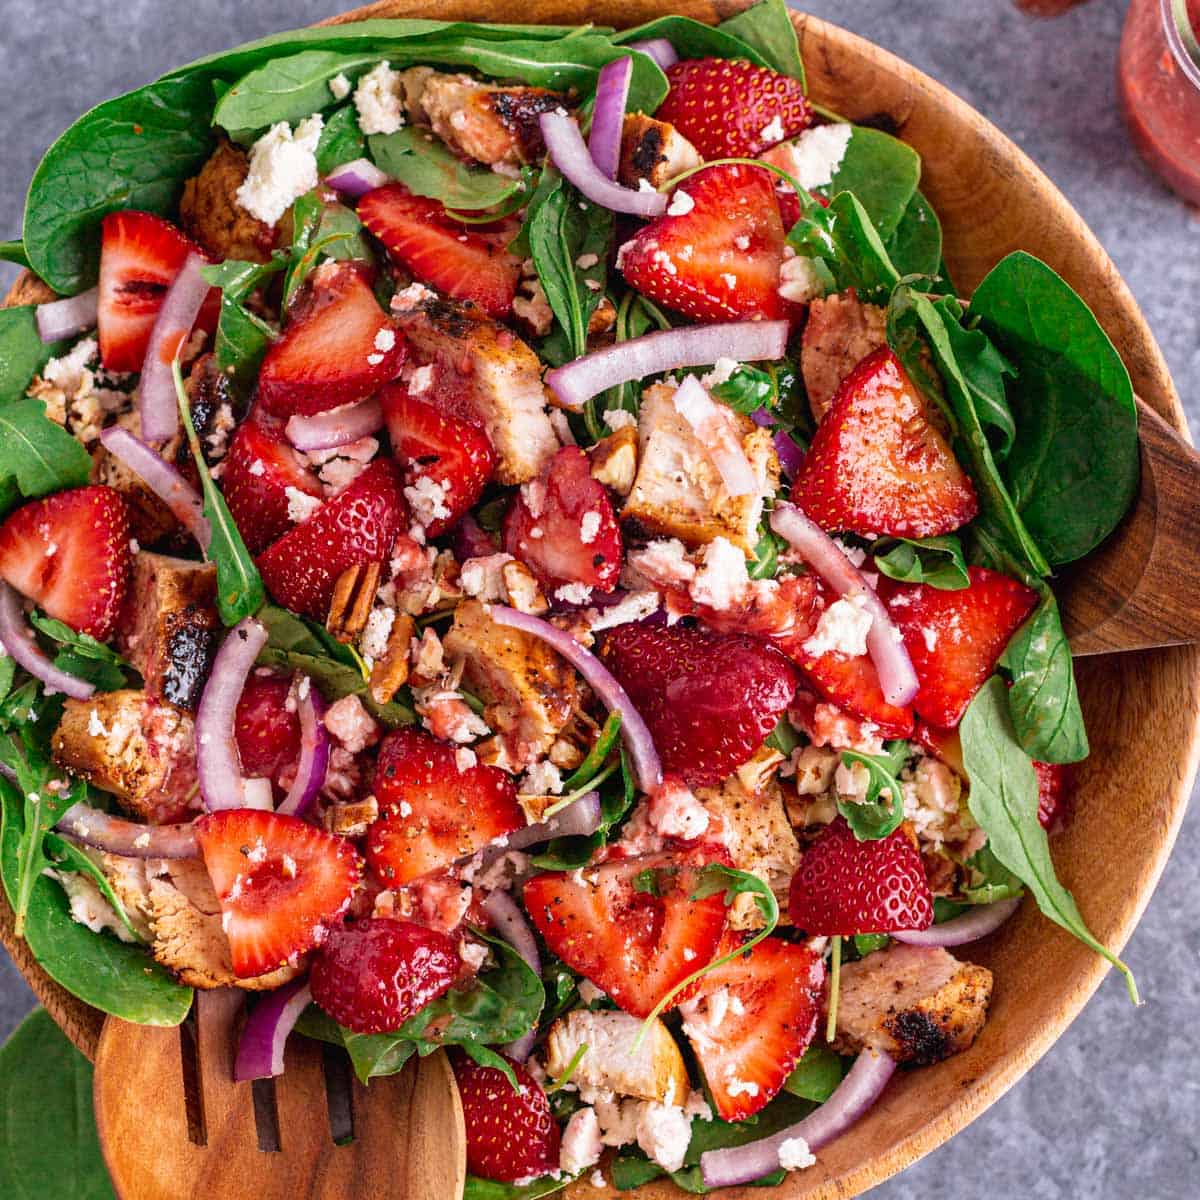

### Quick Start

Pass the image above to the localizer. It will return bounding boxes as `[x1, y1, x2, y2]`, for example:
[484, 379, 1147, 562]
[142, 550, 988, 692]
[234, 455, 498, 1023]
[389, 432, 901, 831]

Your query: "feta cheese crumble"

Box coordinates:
[328, 72, 352, 101]
[666, 189, 695, 216]
[690, 536, 750, 612]
[579, 511, 601, 544]
[803, 592, 873, 658]
[404, 476, 452, 526]
[778, 1136, 817, 1171]
[237, 115, 324, 225]
[554, 582, 594, 606]
[778, 122, 853, 189]
[603, 407, 637, 431]
[285, 486, 323, 523]
[354, 61, 406, 135]
[777, 254, 827, 303]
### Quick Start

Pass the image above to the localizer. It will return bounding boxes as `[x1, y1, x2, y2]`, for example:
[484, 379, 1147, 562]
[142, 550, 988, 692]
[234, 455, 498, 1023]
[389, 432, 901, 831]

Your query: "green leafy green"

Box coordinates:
[281, 192, 362, 307]
[883, 190, 943, 279]
[853, 933, 890, 956]
[718, 0, 806, 82]
[0, 396, 92, 512]
[614, 15, 776, 72]
[317, 104, 367, 174]
[0, 307, 69, 406]
[787, 190, 901, 302]
[748, 523, 788, 582]
[44, 833, 144, 943]
[201, 256, 284, 384]
[561, 710, 622, 793]
[709, 364, 775, 414]
[872, 534, 969, 590]
[783, 1044, 845, 1102]
[959, 843, 1025, 906]
[0, 241, 30, 268]
[837, 741, 910, 840]
[464, 1173, 575, 1200]
[817, 127, 921, 240]
[530, 750, 636, 870]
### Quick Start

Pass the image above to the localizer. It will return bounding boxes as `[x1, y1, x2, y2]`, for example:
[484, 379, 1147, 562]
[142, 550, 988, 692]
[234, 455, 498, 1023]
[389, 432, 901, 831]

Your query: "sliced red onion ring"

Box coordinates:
[672, 376, 758, 496]
[235, 978, 313, 1081]
[0, 583, 94, 700]
[546, 321, 789, 412]
[139, 252, 211, 444]
[489, 607, 661, 793]
[770, 503, 919, 707]
[505, 791, 601, 849]
[196, 617, 270, 811]
[750, 407, 776, 428]
[540, 110, 668, 218]
[628, 38, 678, 70]
[773, 429, 805, 480]
[483, 891, 542, 1062]
[894, 897, 1021, 947]
[326, 157, 390, 198]
[276, 680, 329, 819]
[36, 286, 98, 343]
[56, 801, 197, 858]
[589, 57, 632, 180]
[99, 426, 211, 551]
[285, 396, 384, 452]
[700, 1050, 897, 1189]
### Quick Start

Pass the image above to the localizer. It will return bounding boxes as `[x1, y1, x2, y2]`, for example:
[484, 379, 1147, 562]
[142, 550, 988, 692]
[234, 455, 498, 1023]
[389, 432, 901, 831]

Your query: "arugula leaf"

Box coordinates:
[0, 306, 69, 407]
[782, 1044, 845, 1103]
[837, 741, 910, 840]
[787, 191, 901, 302]
[201, 256, 284, 384]
[280, 192, 363, 307]
[44, 833, 145, 943]
[709, 364, 775, 414]
[816, 127, 921, 240]
[718, 0, 806, 83]
[561, 710, 622, 793]
[872, 534, 969, 590]
[960, 843, 1026, 905]
[316, 104, 367, 174]
[765, 714, 800, 757]
[257, 644, 413, 727]
[0, 397, 92, 510]
[883, 190, 943, 279]
[29, 613, 129, 668]
[530, 749, 635, 871]
[853, 933, 890, 956]
[960, 676, 1137, 1003]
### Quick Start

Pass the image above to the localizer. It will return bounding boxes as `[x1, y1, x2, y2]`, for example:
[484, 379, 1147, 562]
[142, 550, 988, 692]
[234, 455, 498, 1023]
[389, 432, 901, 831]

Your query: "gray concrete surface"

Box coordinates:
[0, 0, 1196, 1195]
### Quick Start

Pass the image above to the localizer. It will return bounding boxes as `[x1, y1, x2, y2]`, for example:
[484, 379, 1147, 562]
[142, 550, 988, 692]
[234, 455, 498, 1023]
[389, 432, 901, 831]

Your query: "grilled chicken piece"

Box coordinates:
[544, 1010, 689, 1104]
[623, 383, 778, 553]
[102, 854, 300, 990]
[801, 290, 888, 422]
[833, 942, 993, 1065]
[52, 691, 199, 824]
[115, 553, 219, 709]
[391, 297, 558, 485]
[442, 598, 577, 771]
[619, 113, 702, 190]
[179, 138, 281, 263]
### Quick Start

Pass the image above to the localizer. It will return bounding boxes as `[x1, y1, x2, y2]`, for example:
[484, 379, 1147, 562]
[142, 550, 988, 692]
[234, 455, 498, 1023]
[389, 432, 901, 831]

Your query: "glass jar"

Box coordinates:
[1118, 0, 1200, 205]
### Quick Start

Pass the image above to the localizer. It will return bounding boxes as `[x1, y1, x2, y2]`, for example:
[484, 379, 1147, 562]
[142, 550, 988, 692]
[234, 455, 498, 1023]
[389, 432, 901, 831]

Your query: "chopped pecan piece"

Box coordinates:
[326, 562, 382, 644]
[368, 611, 415, 705]
[326, 796, 380, 838]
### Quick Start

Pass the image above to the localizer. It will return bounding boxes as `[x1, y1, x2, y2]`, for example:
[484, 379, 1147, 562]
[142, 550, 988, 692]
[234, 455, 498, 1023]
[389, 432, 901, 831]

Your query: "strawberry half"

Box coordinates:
[256, 261, 405, 418]
[502, 446, 623, 595]
[235, 672, 301, 791]
[194, 809, 362, 978]
[599, 624, 798, 787]
[523, 848, 730, 1019]
[683, 934, 825, 1122]
[366, 728, 525, 887]
[656, 58, 812, 160]
[221, 418, 323, 554]
[454, 1053, 561, 1183]
[791, 347, 979, 538]
[882, 566, 1038, 728]
[618, 162, 793, 323]
[0, 485, 130, 641]
[257, 458, 406, 619]
[358, 184, 521, 319]
[788, 817, 933, 936]
[380, 381, 496, 538]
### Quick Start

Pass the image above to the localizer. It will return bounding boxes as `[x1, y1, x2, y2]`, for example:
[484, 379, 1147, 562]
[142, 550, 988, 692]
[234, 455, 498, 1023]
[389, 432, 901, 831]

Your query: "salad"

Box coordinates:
[0, 0, 1143, 1193]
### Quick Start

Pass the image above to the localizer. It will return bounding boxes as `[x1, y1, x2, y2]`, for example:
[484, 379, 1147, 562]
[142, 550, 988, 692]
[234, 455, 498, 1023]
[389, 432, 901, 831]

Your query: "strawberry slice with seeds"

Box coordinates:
[502, 446, 622, 595]
[380, 381, 496, 538]
[881, 566, 1038, 728]
[599, 623, 798, 787]
[788, 817, 933, 936]
[194, 809, 362, 978]
[618, 162, 794, 323]
[524, 848, 730, 1018]
[358, 184, 521, 319]
[257, 457, 405, 618]
[656, 57, 813, 160]
[0, 485, 130, 640]
[256, 261, 405, 418]
[221, 418, 324, 554]
[682, 934, 825, 1122]
[791, 347, 979, 538]
[235, 672, 301, 796]
[366, 728, 525, 888]
[1035, 761, 1072, 831]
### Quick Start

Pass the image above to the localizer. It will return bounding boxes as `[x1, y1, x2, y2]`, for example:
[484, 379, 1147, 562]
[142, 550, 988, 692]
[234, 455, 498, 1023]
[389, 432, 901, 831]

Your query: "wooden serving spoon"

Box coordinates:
[92, 990, 466, 1200]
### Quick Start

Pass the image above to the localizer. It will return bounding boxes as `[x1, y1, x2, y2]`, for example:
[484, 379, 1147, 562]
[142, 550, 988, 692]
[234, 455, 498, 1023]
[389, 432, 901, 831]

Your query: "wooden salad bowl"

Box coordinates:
[1, 1, 1197, 1197]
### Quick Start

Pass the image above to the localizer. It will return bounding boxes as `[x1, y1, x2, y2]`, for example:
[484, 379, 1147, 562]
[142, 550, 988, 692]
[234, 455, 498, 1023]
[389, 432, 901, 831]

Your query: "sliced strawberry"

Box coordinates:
[524, 848, 729, 1019]
[656, 58, 812, 160]
[221, 418, 323, 554]
[257, 458, 406, 619]
[358, 184, 521, 319]
[366, 728, 525, 888]
[788, 817, 933, 936]
[882, 567, 1038, 728]
[234, 672, 301, 789]
[599, 623, 798, 787]
[683, 934, 825, 1121]
[380, 381, 496, 538]
[618, 163, 793, 323]
[502, 446, 622, 595]
[1035, 761, 1072, 832]
[256, 261, 405, 418]
[791, 347, 979, 538]
[454, 1054, 561, 1183]
[194, 809, 361, 978]
[310, 917, 459, 1034]
[0, 485, 130, 641]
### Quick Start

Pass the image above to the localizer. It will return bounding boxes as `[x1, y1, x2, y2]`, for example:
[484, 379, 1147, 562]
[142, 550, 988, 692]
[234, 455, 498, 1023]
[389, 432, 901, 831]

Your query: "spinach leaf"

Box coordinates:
[201, 257, 285, 384]
[465, 1174, 576, 1199]
[718, 0, 806, 83]
[0, 307, 68, 406]
[259, 601, 359, 665]
[281, 193, 364, 307]
[316, 105, 366, 175]
[872, 534, 969, 590]
[0, 241, 30, 268]
[960, 676, 1137, 1003]
[787, 191, 900, 303]
[817, 127, 921, 239]
[748, 523, 788, 582]
[782, 1044, 845, 1102]
[710, 364, 775, 414]
[614, 14, 775, 74]
[969, 251, 1139, 564]
[853, 932, 890, 955]
[257, 646, 413, 726]
[837, 741, 910, 840]
[884, 190, 943, 279]
[0, 396, 92, 506]
[561, 711, 622, 793]
[44, 833, 144, 943]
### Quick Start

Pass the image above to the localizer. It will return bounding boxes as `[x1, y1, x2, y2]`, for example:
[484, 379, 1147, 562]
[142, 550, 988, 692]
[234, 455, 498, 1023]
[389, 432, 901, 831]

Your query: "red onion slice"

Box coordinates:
[628, 38, 679, 70]
[540, 111, 668, 218]
[672, 376, 758, 496]
[489, 606, 662, 793]
[770, 503, 919, 707]
[235, 978, 313, 1081]
[545, 321, 789, 412]
[285, 396, 384, 452]
[139, 252, 211, 444]
[0, 583, 94, 700]
[589, 56, 632, 180]
[773, 429, 805, 480]
[505, 791, 602, 849]
[99, 426, 211, 551]
[700, 1050, 897, 1189]
[893, 897, 1021, 947]
[196, 617, 270, 811]
[57, 801, 197, 859]
[325, 158, 390, 198]
[276, 680, 329, 819]
[36, 287, 98, 343]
